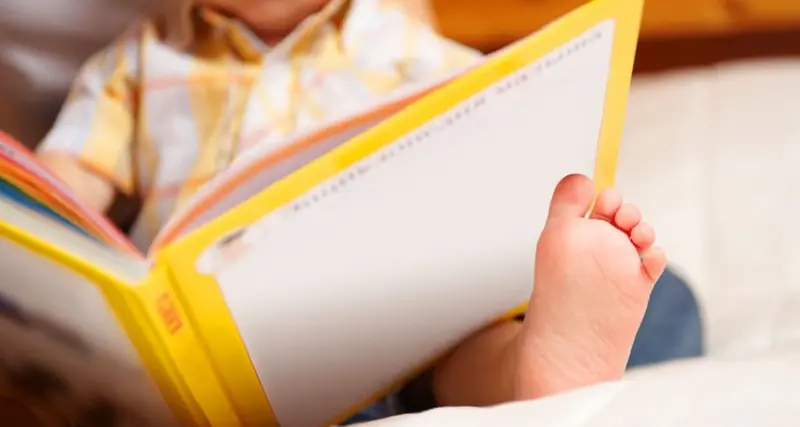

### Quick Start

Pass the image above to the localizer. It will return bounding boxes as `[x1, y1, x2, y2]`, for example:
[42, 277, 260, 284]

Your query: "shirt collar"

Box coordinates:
[163, 0, 349, 62]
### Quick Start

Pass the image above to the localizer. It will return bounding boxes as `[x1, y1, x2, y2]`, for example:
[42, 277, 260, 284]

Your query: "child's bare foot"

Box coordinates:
[515, 174, 666, 399]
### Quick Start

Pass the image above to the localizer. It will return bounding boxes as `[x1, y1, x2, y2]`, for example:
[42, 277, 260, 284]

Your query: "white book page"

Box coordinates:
[0, 197, 148, 283]
[0, 243, 176, 426]
[161, 115, 382, 247]
[0, 202, 174, 425]
[206, 21, 615, 426]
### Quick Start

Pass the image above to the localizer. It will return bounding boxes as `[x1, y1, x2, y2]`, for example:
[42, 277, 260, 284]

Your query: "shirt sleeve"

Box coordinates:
[37, 25, 142, 195]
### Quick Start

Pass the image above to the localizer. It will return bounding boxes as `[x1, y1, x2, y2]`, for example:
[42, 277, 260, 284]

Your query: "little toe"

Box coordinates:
[613, 203, 642, 233]
[547, 174, 596, 221]
[590, 188, 623, 221]
[630, 222, 655, 250]
[641, 247, 667, 283]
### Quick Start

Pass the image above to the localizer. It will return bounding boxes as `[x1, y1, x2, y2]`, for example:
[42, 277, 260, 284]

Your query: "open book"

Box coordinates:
[0, 0, 643, 425]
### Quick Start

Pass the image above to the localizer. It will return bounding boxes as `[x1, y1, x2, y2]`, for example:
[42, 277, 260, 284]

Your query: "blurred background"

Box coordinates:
[432, 0, 800, 62]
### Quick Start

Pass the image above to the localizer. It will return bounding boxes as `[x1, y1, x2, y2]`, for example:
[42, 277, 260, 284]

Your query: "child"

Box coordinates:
[35, 0, 667, 422]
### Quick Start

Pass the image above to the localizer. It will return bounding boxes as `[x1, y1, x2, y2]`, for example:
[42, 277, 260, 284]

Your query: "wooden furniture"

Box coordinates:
[432, 0, 800, 52]
[632, 29, 800, 72]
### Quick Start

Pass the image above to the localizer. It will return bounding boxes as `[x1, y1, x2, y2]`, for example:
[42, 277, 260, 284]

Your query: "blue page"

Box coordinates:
[0, 178, 94, 239]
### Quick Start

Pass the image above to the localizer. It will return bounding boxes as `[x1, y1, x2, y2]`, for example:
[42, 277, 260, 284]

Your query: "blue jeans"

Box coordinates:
[628, 268, 703, 367]
[344, 267, 703, 424]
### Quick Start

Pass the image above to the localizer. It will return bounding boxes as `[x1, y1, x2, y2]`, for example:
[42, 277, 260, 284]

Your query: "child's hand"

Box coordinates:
[38, 153, 115, 214]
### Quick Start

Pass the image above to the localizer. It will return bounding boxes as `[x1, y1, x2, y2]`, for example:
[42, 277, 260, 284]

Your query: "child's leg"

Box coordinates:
[433, 174, 666, 405]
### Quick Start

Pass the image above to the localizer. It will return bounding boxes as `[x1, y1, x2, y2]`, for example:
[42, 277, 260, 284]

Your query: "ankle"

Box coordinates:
[432, 320, 524, 406]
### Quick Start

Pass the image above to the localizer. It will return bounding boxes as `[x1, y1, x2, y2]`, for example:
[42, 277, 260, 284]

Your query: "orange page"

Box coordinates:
[0, 157, 138, 255]
[0, 162, 102, 235]
[0, 163, 82, 222]
[0, 132, 142, 257]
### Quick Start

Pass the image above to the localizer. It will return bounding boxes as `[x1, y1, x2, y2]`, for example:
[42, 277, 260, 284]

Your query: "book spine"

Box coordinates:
[154, 248, 278, 426]
[108, 286, 197, 427]
[132, 263, 242, 426]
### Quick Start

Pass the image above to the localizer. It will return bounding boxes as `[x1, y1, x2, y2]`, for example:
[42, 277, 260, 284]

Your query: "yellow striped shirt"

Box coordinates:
[37, 0, 480, 251]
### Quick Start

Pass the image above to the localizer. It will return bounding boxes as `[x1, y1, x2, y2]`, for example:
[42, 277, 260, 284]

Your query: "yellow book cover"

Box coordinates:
[0, 0, 642, 425]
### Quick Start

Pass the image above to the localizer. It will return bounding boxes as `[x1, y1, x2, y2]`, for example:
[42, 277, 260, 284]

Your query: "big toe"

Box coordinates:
[547, 174, 596, 221]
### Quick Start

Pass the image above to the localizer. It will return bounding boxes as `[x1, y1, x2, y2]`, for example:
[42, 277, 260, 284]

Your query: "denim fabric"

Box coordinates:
[628, 268, 703, 367]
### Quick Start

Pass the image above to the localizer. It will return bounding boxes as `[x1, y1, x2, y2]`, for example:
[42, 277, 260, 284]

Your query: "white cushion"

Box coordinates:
[358, 349, 800, 427]
[617, 59, 800, 357]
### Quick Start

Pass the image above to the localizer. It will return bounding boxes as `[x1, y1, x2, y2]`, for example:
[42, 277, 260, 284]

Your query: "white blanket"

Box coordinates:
[618, 59, 800, 357]
[360, 350, 800, 427]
